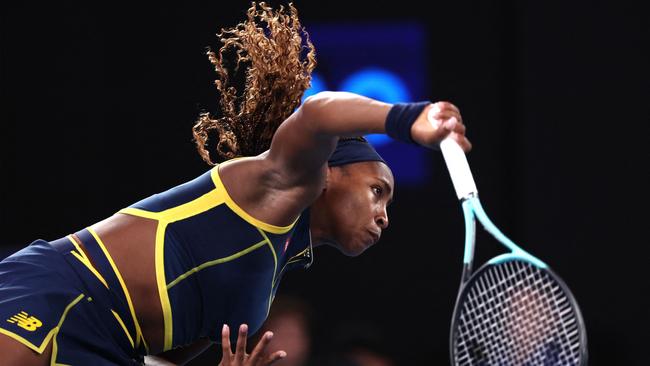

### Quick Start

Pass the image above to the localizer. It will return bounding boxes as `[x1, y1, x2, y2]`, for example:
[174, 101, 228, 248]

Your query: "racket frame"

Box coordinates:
[435, 131, 588, 365]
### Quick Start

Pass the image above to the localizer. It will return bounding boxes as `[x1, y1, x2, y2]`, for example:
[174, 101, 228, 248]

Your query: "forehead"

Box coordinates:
[343, 161, 394, 187]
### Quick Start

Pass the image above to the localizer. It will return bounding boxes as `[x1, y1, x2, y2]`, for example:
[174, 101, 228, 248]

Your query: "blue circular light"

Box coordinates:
[340, 68, 411, 103]
[340, 68, 411, 147]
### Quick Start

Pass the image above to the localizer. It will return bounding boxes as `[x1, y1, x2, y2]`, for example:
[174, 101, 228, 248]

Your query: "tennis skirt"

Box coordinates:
[0, 231, 146, 365]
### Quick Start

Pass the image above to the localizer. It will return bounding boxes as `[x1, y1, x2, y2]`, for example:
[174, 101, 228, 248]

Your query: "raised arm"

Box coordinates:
[266, 92, 391, 186]
[266, 91, 470, 187]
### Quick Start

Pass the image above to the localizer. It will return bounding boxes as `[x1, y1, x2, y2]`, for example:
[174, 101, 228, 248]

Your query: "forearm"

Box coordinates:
[302, 91, 393, 138]
[303, 92, 469, 151]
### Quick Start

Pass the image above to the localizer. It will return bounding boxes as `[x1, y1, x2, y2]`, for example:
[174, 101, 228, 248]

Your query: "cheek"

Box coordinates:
[337, 193, 376, 234]
[336, 191, 369, 218]
[326, 192, 358, 234]
[332, 199, 356, 232]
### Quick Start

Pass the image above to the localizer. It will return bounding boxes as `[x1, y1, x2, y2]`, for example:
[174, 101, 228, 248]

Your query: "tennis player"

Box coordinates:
[0, 3, 470, 365]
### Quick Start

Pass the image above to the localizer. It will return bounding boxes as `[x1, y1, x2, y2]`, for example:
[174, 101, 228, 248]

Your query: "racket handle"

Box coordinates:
[439, 138, 478, 200]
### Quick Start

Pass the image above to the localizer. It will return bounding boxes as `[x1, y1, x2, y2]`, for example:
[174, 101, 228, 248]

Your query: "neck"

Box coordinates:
[307, 209, 336, 249]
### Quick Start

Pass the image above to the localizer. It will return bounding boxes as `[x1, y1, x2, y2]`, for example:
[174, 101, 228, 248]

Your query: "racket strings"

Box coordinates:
[453, 260, 583, 365]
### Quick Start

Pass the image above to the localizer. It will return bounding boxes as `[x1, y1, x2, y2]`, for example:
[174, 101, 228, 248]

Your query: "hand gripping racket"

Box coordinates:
[438, 132, 588, 365]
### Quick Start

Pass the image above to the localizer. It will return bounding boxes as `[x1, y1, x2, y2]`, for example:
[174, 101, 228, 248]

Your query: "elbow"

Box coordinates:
[300, 91, 338, 128]
[302, 90, 338, 104]
[301, 91, 330, 115]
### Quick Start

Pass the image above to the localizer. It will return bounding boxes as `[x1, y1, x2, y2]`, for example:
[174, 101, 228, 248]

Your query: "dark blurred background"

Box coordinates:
[1, 1, 647, 365]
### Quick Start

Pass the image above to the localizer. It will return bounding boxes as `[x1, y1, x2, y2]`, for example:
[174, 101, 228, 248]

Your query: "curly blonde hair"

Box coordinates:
[193, 2, 317, 165]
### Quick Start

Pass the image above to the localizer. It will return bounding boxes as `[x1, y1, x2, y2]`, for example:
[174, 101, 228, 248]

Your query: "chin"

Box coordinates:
[338, 238, 370, 257]
[339, 248, 363, 257]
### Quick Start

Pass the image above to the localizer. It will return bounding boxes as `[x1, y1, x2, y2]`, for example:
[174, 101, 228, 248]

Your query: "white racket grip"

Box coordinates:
[440, 138, 478, 200]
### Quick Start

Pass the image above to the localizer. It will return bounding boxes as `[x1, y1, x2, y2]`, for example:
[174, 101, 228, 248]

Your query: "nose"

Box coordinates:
[375, 209, 389, 230]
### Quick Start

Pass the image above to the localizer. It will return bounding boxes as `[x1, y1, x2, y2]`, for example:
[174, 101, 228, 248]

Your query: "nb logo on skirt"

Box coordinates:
[7, 311, 42, 331]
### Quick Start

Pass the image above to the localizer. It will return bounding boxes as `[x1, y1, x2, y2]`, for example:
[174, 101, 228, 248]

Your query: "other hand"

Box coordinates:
[219, 324, 286, 366]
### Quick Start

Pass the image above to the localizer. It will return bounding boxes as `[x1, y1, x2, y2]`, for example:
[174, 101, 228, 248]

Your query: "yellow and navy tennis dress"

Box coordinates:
[0, 161, 313, 364]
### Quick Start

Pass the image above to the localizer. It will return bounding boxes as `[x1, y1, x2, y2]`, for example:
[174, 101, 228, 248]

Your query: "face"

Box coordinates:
[310, 161, 394, 257]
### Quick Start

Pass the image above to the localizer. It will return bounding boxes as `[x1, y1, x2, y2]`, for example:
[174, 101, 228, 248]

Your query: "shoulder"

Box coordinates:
[218, 155, 280, 189]
[219, 153, 325, 193]
[217, 154, 324, 227]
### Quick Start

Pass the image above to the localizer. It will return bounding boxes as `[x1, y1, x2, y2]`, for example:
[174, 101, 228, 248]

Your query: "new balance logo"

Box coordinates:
[7, 311, 42, 331]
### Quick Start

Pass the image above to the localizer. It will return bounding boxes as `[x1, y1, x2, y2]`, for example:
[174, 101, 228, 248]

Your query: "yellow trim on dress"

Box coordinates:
[255, 228, 278, 316]
[0, 327, 55, 355]
[67, 236, 109, 289]
[153, 187, 231, 350]
[167, 239, 268, 290]
[212, 164, 298, 234]
[276, 248, 310, 275]
[155, 221, 173, 351]
[87, 228, 148, 353]
[49, 294, 86, 366]
[120, 189, 225, 225]
[119, 161, 299, 234]
[118, 207, 161, 220]
[111, 310, 135, 349]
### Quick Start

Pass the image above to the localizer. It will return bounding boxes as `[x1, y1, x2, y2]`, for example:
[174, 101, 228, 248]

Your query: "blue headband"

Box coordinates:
[327, 137, 387, 167]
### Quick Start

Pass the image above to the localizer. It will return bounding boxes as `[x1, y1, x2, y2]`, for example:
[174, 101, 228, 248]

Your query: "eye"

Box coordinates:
[372, 186, 383, 196]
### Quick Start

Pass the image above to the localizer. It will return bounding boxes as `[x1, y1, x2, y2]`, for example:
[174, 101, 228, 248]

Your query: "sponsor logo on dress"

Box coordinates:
[7, 311, 42, 331]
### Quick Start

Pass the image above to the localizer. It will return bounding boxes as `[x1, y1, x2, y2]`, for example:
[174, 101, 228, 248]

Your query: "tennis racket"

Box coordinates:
[437, 129, 588, 365]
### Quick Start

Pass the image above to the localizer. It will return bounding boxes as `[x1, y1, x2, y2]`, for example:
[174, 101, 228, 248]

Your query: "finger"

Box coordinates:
[434, 100, 461, 114]
[265, 350, 288, 365]
[443, 117, 467, 135]
[452, 133, 473, 152]
[221, 324, 232, 363]
[427, 106, 462, 131]
[248, 331, 273, 362]
[435, 117, 461, 142]
[429, 109, 462, 125]
[431, 101, 462, 119]
[235, 324, 248, 362]
[442, 117, 466, 135]
[463, 137, 473, 152]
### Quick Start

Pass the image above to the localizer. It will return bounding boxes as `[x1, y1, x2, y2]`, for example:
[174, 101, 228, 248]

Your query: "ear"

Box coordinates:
[323, 166, 333, 191]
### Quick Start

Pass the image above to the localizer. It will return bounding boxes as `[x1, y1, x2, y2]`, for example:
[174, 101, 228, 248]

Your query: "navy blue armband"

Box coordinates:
[385, 101, 430, 144]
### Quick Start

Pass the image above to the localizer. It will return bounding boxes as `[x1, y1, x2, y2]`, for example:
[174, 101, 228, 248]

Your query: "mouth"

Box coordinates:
[366, 230, 381, 245]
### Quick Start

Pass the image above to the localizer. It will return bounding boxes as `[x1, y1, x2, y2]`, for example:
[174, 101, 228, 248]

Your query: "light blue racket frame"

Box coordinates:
[437, 132, 547, 278]
[461, 197, 547, 269]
